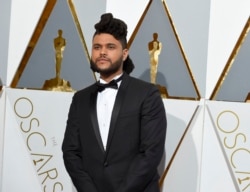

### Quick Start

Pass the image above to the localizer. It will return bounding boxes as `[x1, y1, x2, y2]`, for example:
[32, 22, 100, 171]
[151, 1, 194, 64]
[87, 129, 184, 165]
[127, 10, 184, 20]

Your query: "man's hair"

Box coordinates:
[94, 13, 127, 49]
[93, 13, 134, 74]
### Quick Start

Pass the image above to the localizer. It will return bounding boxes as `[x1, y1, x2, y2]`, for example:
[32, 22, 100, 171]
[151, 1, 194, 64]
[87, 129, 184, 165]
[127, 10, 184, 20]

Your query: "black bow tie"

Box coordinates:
[96, 75, 123, 92]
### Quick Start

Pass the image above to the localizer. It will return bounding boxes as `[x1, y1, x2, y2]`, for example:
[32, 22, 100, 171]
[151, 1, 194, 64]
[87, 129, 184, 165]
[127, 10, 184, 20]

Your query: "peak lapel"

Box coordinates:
[105, 74, 130, 155]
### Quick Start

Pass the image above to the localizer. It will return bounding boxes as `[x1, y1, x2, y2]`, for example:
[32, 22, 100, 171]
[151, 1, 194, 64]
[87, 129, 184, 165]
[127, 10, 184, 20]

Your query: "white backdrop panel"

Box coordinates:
[159, 99, 200, 175]
[7, 0, 47, 86]
[206, 0, 250, 98]
[205, 100, 250, 192]
[200, 106, 237, 192]
[2, 88, 74, 192]
[161, 101, 204, 192]
[0, 88, 6, 191]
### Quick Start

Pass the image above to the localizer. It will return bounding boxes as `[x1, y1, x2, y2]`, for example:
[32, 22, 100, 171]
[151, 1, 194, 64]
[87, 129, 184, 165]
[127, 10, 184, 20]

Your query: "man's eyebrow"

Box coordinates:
[93, 43, 117, 46]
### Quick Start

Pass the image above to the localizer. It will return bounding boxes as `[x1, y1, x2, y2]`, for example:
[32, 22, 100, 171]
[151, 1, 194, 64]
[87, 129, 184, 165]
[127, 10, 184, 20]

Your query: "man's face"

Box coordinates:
[90, 33, 128, 77]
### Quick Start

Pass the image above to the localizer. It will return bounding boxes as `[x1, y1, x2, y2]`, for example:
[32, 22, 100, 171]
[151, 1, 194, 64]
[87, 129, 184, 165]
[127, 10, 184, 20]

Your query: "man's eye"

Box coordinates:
[108, 45, 115, 49]
[94, 46, 100, 49]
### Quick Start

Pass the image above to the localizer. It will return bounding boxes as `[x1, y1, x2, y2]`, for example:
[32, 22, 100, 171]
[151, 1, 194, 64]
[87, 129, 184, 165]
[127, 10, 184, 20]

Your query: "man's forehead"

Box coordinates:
[93, 33, 119, 44]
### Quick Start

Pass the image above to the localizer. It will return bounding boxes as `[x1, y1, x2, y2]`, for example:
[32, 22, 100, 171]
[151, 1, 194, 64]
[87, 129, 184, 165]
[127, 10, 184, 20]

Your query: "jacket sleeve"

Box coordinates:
[116, 86, 167, 192]
[62, 94, 98, 192]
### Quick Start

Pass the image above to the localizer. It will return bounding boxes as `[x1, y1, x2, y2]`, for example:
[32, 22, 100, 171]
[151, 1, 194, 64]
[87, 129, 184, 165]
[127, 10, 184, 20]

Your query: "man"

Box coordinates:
[62, 13, 167, 192]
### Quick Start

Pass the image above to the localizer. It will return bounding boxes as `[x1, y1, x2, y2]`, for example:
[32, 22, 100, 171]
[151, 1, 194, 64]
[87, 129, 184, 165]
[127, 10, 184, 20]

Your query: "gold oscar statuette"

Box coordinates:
[148, 33, 168, 98]
[42, 29, 75, 92]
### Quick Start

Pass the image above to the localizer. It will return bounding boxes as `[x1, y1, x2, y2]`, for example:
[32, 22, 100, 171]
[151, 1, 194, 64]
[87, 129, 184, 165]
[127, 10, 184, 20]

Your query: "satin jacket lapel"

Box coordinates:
[90, 88, 105, 153]
[105, 73, 130, 156]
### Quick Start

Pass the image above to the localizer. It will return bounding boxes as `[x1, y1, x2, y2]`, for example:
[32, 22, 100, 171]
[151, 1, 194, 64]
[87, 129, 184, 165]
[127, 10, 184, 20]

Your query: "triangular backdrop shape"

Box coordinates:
[205, 100, 250, 191]
[7, 0, 47, 86]
[2, 91, 42, 192]
[158, 99, 200, 179]
[128, 0, 200, 99]
[210, 18, 250, 102]
[71, 0, 106, 54]
[14, 0, 96, 91]
[199, 104, 239, 192]
[161, 103, 204, 192]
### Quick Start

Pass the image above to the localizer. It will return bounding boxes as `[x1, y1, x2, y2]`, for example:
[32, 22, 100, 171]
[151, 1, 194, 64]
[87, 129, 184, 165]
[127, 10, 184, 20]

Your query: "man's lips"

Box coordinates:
[97, 58, 110, 62]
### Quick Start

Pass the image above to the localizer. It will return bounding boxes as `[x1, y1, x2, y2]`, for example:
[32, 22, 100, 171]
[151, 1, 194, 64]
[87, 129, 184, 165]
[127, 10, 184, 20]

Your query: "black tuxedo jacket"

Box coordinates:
[62, 73, 167, 192]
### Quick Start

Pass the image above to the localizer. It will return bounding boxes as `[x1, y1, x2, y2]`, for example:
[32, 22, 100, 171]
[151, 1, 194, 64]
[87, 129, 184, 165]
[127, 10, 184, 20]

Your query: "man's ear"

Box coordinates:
[123, 49, 129, 61]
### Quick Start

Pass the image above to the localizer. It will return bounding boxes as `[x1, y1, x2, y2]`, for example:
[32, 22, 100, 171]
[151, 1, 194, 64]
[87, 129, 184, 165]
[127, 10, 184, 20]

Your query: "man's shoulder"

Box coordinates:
[128, 75, 154, 87]
[124, 75, 161, 101]
[124, 75, 158, 95]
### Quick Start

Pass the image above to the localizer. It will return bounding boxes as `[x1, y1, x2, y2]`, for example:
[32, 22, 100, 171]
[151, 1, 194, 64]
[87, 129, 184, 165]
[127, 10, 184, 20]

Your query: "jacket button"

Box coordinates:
[104, 161, 108, 167]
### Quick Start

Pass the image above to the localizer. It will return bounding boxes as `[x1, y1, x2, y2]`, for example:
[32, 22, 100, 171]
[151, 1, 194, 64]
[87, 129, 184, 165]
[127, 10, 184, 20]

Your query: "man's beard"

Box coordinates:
[90, 56, 123, 76]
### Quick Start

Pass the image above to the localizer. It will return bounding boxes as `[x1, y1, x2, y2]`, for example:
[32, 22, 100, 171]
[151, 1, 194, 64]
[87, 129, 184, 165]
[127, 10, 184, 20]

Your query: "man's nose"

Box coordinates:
[100, 47, 107, 56]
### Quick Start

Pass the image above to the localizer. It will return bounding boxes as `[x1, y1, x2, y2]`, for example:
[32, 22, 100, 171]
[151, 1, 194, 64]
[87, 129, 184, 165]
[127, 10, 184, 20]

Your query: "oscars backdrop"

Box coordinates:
[0, 0, 250, 192]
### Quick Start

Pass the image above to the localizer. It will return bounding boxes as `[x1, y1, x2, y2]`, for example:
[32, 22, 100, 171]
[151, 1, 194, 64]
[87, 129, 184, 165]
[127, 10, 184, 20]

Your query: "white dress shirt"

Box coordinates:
[96, 74, 122, 150]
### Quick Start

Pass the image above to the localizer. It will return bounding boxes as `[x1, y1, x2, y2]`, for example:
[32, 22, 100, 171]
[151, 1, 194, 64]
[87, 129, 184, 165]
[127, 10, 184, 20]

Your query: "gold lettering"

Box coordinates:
[243, 183, 250, 191]
[231, 148, 250, 169]
[31, 153, 52, 172]
[217, 110, 239, 133]
[216, 110, 250, 191]
[20, 117, 39, 133]
[224, 133, 246, 149]
[39, 168, 58, 184]
[14, 97, 33, 118]
[27, 132, 46, 151]
[14, 97, 65, 190]
[43, 182, 63, 192]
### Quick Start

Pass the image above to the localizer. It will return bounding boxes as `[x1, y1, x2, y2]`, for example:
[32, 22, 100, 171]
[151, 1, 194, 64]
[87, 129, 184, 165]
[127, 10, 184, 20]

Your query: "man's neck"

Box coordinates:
[100, 72, 123, 83]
